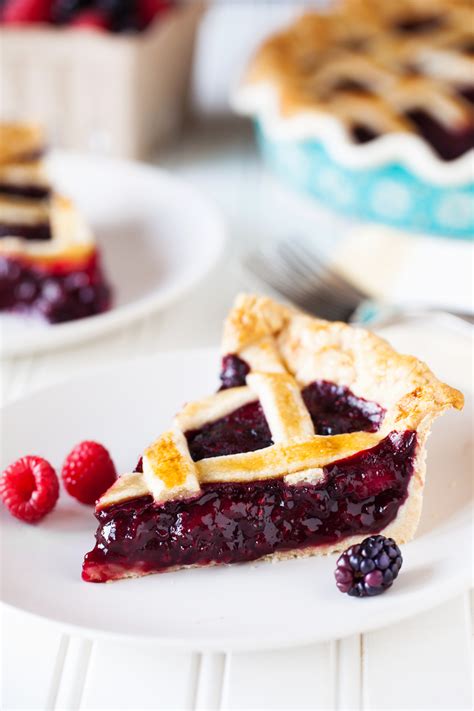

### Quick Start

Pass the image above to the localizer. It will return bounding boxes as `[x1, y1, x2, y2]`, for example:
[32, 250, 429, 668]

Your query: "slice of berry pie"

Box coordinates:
[0, 122, 111, 323]
[82, 294, 463, 582]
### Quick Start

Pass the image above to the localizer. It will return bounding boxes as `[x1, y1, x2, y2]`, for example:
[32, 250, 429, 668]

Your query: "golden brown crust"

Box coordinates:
[142, 429, 201, 503]
[0, 122, 45, 164]
[224, 294, 463, 420]
[0, 159, 48, 186]
[240, 0, 474, 137]
[0, 194, 96, 264]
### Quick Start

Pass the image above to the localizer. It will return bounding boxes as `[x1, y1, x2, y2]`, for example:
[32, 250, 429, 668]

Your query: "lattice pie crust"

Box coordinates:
[98, 294, 463, 553]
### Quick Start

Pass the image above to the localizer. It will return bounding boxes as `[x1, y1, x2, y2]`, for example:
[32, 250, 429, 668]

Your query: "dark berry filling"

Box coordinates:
[459, 86, 474, 106]
[394, 15, 444, 34]
[302, 381, 384, 435]
[351, 124, 379, 144]
[186, 401, 273, 461]
[406, 109, 474, 161]
[183, 380, 384, 461]
[0, 222, 51, 241]
[0, 184, 51, 200]
[0, 253, 111, 323]
[82, 431, 416, 582]
[219, 354, 250, 390]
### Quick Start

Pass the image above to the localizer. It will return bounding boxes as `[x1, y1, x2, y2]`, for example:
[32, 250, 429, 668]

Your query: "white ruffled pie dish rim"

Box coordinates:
[232, 81, 474, 187]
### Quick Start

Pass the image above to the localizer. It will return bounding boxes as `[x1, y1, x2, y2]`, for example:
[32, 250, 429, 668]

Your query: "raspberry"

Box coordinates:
[335, 535, 403, 597]
[0, 456, 59, 523]
[1, 0, 52, 23]
[62, 441, 116, 505]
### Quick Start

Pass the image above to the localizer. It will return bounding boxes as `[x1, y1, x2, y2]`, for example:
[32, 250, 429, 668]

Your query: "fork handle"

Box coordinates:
[352, 300, 474, 328]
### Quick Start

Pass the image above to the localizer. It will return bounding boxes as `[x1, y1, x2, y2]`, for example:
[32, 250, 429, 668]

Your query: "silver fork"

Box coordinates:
[244, 237, 474, 326]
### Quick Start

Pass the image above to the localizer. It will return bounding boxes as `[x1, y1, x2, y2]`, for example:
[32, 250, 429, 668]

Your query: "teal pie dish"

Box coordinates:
[255, 121, 473, 240]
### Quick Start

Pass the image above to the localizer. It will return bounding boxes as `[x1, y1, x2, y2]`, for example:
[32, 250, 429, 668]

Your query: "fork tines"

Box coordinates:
[244, 238, 367, 323]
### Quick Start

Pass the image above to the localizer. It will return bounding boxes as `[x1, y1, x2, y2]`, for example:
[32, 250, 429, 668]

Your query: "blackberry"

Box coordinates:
[335, 535, 403, 597]
[51, 0, 91, 24]
[97, 0, 140, 32]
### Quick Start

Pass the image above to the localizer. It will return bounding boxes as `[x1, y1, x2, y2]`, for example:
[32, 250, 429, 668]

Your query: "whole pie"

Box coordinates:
[237, 0, 474, 162]
[0, 122, 111, 323]
[83, 294, 463, 582]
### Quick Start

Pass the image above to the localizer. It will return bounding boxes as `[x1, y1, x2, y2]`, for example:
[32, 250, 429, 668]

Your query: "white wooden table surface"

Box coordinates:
[1, 122, 472, 711]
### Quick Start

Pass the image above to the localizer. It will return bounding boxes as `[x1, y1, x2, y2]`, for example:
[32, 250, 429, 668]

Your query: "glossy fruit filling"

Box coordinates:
[219, 353, 250, 390]
[185, 378, 385, 461]
[406, 109, 474, 161]
[301, 380, 384, 435]
[0, 253, 111, 323]
[187, 401, 273, 460]
[82, 430, 417, 582]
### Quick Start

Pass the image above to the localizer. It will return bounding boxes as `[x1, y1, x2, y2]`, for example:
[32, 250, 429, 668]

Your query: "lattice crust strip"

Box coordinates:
[0, 195, 95, 262]
[98, 295, 463, 509]
[243, 0, 474, 135]
[0, 122, 95, 262]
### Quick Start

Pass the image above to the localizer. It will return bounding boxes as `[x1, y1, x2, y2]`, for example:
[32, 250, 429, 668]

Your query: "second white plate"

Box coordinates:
[1, 151, 226, 357]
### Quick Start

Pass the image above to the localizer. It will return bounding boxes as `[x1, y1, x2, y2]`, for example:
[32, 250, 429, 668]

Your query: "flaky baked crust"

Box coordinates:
[238, 0, 473, 144]
[222, 294, 463, 425]
[98, 292, 463, 565]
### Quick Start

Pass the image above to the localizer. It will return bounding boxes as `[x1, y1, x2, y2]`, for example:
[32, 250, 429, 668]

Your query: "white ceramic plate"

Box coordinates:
[0, 152, 226, 357]
[1, 318, 472, 650]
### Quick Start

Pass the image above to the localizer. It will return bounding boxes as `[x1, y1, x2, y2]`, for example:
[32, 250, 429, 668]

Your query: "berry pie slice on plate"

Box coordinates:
[0, 122, 111, 323]
[83, 295, 463, 582]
